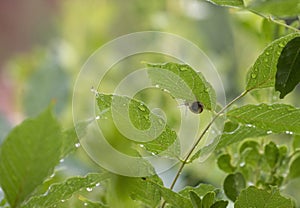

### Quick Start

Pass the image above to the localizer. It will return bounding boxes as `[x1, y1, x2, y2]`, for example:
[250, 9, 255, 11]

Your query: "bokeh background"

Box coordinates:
[1, 0, 300, 206]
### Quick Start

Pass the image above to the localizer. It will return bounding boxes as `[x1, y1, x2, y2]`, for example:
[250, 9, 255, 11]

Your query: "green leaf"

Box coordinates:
[227, 103, 300, 134]
[60, 128, 79, 158]
[179, 184, 217, 198]
[223, 172, 246, 202]
[288, 156, 300, 180]
[211, 200, 229, 208]
[77, 199, 108, 208]
[206, 0, 244, 7]
[202, 192, 215, 208]
[0, 107, 62, 207]
[96, 94, 179, 156]
[248, 0, 300, 17]
[217, 154, 236, 173]
[235, 186, 293, 208]
[23, 173, 110, 208]
[264, 141, 279, 168]
[217, 121, 267, 150]
[146, 62, 216, 111]
[246, 33, 300, 91]
[292, 135, 300, 150]
[189, 191, 202, 208]
[130, 176, 162, 207]
[150, 182, 192, 208]
[275, 37, 300, 98]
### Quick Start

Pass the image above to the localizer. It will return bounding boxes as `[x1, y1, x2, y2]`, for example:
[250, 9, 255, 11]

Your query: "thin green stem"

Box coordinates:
[248, 9, 300, 33]
[161, 90, 249, 208]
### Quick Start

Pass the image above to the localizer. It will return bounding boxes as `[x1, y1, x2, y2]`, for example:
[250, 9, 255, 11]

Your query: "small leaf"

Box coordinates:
[179, 184, 217, 198]
[248, 0, 300, 17]
[235, 186, 293, 208]
[189, 191, 202, 208]
[211, 200, 229, 208]
[147, 62, 216, 111]
[206, 0, 244, 7]
[227, 103, 300, 134]
[223, 172, 246, 202]
[264, 141, 279, 169]
[289, 156, 300, 180]
[217, 154, 236, 173]
[275, 37, 300, 98]
[23, 173, 110, 208]
[246, 33, 300, 91]
[0, 107, 62, 207]
[217, 121, 267, 150]
[202, 192, 215, 208]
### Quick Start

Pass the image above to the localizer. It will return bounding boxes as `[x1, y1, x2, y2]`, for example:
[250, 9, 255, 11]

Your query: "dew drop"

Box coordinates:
[95, 183, 100, 187]
[151, 152, 156, 156]
[75, 143, 81, 148]
[155, 84, 160, 88]
[60, 159, 64, 163]
[95, 115, 100, 120]
[267, 130, 272, 134]
[240, 161, 245, 167]
[61, 199, 65, 203]
[251, 73, 257, 78]
[86, 187, 93, 192]
[285, 131, 293, 135]
[50, 173, 55, 178]
[139, 144, 145, 148]
[84, 202, 88, 206]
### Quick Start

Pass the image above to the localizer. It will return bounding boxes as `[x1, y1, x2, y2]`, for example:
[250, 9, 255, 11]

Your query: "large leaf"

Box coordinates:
[227, 104, 300, 134]
[235, 186, 293, 208]
[248, 0, 300, 17]
[97, 94, 179, 156]
[216, 121, 267, 149]
[206, 0, 244, 7]
[246, 33, 300, 91]
[0, 107, 62, 207]
[23, 173, 110, 208]
[275, 37, 300, 98]
[147, 62, 216, 111]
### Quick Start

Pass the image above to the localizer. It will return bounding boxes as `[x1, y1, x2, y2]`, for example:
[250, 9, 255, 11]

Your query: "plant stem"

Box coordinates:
[248, 9, 300, 33]
[161, 90, 249, 208]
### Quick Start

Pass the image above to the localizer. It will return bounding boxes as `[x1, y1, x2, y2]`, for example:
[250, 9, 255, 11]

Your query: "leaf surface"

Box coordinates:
[0, 107, 62, 207]
[246, 33, 300, 91]
[23, 173, 109, 208]
[147, 62, 216, 111]
[206, 0, 244, 7]
[275, 37, 300, 98]
[227, 104, 300, 134]
[235, 186, 293, 208]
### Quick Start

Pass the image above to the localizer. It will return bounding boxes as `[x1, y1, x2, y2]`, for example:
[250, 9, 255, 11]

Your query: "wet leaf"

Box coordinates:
[246, 33, 300, 91]
[0, 107, 62, 207]
[206, 0, 244, 7]
[227, 103, 300, 134]
[147, 62, 216, 111]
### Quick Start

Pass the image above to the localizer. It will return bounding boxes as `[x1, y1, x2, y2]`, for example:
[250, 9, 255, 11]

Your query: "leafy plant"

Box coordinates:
[1, 0, 300, 208]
